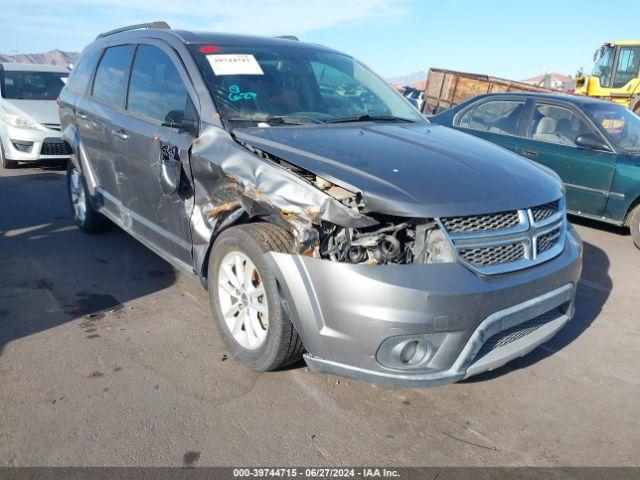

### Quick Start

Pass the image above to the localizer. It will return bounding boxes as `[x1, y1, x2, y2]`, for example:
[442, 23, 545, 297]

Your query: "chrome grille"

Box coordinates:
[474, 307, 564, 361]
[43, 123, 61, 131]
[438, 198, 566, 275]
[460, 243, 525, 267]
[531, 200, 559, 223]
[442, 210, 520, 233]
[537, 228, 561, 255]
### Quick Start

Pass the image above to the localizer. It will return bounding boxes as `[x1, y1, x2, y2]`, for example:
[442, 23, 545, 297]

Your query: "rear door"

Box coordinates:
[118, 42, 199, 266]
[453, 97, 527, 154]
[518, 101, 617, 217]
[77, 44, 135, 216]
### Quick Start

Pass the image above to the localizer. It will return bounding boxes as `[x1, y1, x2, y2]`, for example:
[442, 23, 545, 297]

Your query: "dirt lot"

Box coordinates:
[0, 165, 638, 467]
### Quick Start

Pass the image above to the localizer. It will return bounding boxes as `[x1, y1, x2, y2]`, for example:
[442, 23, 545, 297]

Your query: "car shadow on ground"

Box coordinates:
[463, 239, 611, 383]
[0, 169, 177, 357]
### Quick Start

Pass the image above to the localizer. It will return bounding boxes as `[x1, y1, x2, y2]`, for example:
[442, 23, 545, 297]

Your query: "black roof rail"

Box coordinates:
[276, 35, 299, 41]
[96, 21, 171, 40]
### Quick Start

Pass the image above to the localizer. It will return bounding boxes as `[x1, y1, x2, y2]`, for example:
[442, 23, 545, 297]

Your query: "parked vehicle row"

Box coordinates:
[0, 63, 71, 168]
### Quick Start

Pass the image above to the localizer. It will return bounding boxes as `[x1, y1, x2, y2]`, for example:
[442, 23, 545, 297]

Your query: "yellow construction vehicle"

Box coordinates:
[574, 41, 640, 113]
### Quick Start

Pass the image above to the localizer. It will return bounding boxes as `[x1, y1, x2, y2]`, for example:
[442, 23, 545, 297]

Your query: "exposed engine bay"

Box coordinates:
[318, 218, 455, 265]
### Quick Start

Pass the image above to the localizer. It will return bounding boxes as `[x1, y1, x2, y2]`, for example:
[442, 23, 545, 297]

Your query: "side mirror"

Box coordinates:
[162, 118, 199, 136]
[575, 134, 612, 152]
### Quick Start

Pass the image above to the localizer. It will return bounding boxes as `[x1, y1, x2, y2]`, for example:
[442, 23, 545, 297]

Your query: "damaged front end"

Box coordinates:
[318, 217, 456, 266]
[234, 136, 455, 266]
[188, 124, 456, 280]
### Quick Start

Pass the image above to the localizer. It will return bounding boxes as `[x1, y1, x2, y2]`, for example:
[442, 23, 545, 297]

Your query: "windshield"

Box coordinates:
[1, 71, 68, 100]
[188, 44, 423, 126]
[591, 45, 615, 88]
[584, 102, 640, 153]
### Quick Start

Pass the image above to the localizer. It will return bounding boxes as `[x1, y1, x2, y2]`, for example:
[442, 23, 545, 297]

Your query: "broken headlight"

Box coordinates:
[318, 217, 456, 265]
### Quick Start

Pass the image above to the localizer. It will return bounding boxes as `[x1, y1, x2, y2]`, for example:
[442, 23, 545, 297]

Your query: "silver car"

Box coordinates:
[59, 23, 582, 387]
[0, 63, 71, 168]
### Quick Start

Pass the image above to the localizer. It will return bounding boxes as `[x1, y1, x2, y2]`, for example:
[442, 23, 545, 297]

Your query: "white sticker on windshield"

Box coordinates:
[206, 54, 264, 76]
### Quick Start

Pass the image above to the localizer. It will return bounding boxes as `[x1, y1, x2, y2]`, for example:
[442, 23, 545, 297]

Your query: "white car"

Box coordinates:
[0, 63, 70, 168]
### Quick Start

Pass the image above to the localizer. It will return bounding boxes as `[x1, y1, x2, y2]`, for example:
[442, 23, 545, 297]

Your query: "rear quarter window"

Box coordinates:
[457, 100, 524, 136]
[66, 49, 101, 94]
[92, 45, 134, 107]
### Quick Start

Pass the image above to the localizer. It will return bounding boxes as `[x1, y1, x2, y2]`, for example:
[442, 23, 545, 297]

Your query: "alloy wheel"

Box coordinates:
[217, 251, 269, 350]
[69, 168, 87, 223]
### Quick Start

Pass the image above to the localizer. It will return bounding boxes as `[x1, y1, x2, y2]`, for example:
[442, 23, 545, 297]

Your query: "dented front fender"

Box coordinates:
[190, 123, 377, 277]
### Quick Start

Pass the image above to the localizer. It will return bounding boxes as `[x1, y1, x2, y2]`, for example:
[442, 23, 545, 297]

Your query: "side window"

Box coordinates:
[127, 45, 192, 124]
[92, 45, 134, 107]
[612, 47, 640, 88]
[528, 103, 598, 147]
[66, 49, 101, 94]
[456, 100, 524, 136]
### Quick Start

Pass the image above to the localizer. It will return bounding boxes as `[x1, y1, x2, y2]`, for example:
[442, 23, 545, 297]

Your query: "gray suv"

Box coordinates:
[59, 22, 583, 387]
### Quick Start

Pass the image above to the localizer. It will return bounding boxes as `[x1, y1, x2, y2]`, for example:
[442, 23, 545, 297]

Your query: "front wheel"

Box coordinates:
[628, 205, 640, 249]
[67, 163, 110, 233]
[207, 223, 304, 371]
[0, 141, 18, 169]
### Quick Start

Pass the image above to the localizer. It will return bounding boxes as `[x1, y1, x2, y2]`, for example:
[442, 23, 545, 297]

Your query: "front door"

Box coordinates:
[118, 43, 199, 267]
[519, 101, 616, 217]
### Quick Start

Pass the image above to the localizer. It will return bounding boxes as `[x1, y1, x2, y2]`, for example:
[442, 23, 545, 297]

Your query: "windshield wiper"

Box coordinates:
[226, 114, 322, 126]
[324, 114, 416, 124]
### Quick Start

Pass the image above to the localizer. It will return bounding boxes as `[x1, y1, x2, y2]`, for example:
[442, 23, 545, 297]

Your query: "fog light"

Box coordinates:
[377, 335, 438, 370]
[398, 339, 428, 365]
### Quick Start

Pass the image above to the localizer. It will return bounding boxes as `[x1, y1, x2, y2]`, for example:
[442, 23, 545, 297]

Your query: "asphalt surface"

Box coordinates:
[1, 164, 639, 467]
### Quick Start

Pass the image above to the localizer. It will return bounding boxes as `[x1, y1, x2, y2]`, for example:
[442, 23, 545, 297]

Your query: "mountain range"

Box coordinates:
[0, 49, 79, 67]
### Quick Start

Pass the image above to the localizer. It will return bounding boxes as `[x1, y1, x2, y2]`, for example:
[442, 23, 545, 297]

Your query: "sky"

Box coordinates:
[1, 0, 639, 80]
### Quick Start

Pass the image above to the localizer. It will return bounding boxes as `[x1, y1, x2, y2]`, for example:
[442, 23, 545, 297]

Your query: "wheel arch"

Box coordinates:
[61, 123, 82, 171]
[198, 216, 295, 287]
[624, 194, 640, 226]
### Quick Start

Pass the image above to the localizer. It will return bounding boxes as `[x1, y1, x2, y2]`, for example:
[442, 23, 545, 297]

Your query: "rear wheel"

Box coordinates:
[628, 205, 640, 249]
[207, 223, 304, 371]
[67, 163, 110, 233]
[0, 141, 18, 169]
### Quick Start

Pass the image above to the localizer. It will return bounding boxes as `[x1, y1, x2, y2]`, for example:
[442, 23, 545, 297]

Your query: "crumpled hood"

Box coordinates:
[232, 123, 563, 218]
[1, 99, 60, 126]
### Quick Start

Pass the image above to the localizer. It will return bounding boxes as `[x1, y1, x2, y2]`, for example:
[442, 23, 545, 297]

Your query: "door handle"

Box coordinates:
[522, 149, 538, 158]
[76, 109, 88, 119]
[111, 129, 129, 140]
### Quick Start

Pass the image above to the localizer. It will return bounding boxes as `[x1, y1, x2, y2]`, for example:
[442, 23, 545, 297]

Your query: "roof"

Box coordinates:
[174, 30, 335, 51]
[0, 62, 70, 72]
[473, 91, 618, 107]
[94, 26, 338, 54]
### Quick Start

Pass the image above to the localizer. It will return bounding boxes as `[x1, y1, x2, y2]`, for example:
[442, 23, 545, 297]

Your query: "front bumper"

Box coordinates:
[267, 224, 582, 387]
[1, 125, 70, 162]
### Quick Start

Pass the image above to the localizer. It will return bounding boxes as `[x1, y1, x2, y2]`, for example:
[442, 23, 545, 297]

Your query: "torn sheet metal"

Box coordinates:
[189, 124, 377, 276]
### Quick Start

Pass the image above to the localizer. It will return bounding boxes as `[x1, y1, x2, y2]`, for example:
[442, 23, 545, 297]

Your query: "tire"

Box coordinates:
[207, 223, 305, 371]
[628, 204, 640, 249]
[66, 163, 110, 233]
[0, 140, 18, 169]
